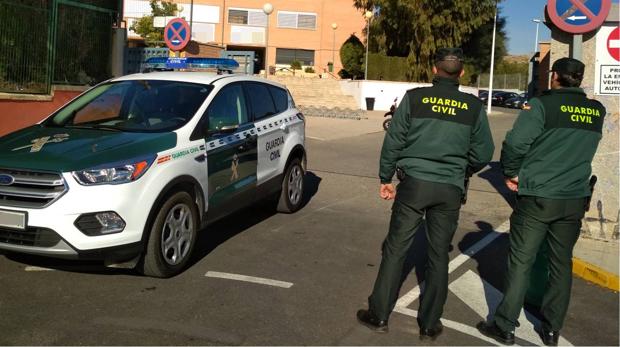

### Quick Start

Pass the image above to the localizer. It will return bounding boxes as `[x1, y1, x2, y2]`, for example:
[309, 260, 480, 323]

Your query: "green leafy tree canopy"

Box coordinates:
[130, 0, 178, 47]
[339, 34, 365, 79]
[354, 0, 504, 82]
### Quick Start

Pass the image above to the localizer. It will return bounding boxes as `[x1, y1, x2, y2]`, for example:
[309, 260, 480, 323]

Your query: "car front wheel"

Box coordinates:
[139, 191, 198, 278]
[277, 158, 305, 213]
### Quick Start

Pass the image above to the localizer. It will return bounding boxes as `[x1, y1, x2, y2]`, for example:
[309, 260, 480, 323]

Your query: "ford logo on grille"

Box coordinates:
[0, 174, 15, 186]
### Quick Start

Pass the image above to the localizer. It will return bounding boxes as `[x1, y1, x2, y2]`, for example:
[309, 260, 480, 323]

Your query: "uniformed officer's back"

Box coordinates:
[380, 58, 492, 190]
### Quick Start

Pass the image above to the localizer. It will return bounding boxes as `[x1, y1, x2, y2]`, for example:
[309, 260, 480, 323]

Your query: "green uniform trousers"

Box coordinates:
[494, 195, 586, 332]
[369, 176, 462, 329]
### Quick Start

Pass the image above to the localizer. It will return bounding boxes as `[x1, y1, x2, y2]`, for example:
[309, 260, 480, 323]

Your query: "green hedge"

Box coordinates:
[367, 53, 410, 82]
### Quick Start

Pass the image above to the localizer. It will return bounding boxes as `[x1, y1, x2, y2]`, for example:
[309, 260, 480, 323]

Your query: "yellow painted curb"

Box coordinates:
[573, 257, 619, 292]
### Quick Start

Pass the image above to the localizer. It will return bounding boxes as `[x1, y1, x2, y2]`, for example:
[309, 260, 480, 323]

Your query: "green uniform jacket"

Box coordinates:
[500, 88, 606, 199]
[379, 77, 495, 190]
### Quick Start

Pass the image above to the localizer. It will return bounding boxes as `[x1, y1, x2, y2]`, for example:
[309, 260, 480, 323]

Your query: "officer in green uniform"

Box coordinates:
[356, 48, 495, 340]
[477, 58, 606, 346]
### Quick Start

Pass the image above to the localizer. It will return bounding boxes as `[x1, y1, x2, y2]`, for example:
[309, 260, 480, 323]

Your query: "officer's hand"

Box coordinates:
[505, 176, 519, 192]
[380, 184, 396, 200]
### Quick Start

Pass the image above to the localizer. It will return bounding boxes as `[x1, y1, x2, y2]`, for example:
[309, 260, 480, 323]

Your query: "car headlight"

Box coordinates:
[72, 155, 155, 185]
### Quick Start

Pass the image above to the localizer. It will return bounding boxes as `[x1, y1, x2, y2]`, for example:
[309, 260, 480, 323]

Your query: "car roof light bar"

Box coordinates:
[144, 57, 240, 73]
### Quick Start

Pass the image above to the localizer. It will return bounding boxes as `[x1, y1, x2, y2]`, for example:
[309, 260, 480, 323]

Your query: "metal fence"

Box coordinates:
[476, 73, 528, 92]
[0, 0, 119, 94]
[0, 1, 50, 94]
[126, 47, 169, 75]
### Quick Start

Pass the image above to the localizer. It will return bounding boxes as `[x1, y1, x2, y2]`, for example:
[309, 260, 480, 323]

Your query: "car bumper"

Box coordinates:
[0, 172, 155, 259]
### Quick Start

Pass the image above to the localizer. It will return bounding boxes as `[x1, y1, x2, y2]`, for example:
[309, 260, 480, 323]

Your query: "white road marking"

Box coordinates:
[306, 136, 326, 141]
[450, 270, 572, 346]
[25, 266, 55, 272]
[395, 220, 511, 309]
[392, 306, 511, 346]
[205, 271, 293, 289]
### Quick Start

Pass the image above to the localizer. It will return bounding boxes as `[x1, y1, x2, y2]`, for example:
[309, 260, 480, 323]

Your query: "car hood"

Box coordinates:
[0, 126, 177, 172]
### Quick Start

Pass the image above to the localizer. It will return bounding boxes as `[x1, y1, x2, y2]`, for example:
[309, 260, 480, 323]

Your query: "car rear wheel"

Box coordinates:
[139, 191, 198, 278]
[277, 158, 304, 213]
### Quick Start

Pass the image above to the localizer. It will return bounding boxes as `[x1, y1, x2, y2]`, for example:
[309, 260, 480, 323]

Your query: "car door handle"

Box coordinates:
[245, 134, 258, 145]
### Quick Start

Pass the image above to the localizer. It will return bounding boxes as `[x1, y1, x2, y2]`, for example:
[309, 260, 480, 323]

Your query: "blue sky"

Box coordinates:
[502, 0, 619, 55]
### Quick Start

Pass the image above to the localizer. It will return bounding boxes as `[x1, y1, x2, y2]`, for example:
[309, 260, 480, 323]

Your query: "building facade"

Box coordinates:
[123, 0, 366, 74]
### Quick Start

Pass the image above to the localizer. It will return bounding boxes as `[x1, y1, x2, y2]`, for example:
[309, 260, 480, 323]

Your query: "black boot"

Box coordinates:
[356, 309, 388, 333]
[476, 321, 515, 345]
[419, 321, 444, 341]
[538, 328, 560, 346]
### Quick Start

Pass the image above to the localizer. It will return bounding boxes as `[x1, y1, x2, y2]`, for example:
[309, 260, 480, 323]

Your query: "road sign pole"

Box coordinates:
[572, 34, 583, 60]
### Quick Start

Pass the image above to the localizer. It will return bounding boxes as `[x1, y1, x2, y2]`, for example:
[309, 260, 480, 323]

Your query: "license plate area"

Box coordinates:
[0, 209, 27, 230]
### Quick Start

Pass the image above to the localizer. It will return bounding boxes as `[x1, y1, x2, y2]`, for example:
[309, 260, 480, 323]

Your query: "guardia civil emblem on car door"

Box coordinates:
[12, 134, 70, 153]
[230, 153, 239, 181]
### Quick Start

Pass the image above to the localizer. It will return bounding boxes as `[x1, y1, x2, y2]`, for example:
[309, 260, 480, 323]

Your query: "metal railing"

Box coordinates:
[0, 0, 119, 94]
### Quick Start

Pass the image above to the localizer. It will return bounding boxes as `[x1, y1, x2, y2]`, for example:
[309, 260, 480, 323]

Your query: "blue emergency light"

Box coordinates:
[144, 57, 240, 72]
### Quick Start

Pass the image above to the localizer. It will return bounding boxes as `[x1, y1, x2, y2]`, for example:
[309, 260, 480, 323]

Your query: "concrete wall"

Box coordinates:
[549, 18, 619, 240]
[340, 80, 479, 111]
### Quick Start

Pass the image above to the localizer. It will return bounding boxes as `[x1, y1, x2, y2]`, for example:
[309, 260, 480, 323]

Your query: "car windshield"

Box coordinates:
[44, 80, 212, 132]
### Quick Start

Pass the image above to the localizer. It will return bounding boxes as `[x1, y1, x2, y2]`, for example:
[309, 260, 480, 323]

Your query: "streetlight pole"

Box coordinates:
[331, 23, 338, 72]
[487, 2, 498, 115]
[263, 3, 273, 79]
[364, 10, 373, 80]
[533, 19, 541, 52]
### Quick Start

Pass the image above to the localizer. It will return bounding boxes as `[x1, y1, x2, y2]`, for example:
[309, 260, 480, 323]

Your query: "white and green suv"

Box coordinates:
[0, 69, 306, 277]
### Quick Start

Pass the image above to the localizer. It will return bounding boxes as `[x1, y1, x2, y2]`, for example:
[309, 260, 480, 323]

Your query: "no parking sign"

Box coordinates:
[546, 0, 612, 34]
[164, 18, 190, 51]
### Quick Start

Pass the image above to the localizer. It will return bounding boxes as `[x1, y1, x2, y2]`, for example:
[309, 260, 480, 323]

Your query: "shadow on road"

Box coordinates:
[3, 172, 323, 277]
[185, 171, 322, 270]
[477, 161, 516, 209]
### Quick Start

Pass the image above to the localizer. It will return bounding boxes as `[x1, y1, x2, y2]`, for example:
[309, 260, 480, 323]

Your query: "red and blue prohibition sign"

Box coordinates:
[547, 0, 612, 34]
[164, 18, 191, 51]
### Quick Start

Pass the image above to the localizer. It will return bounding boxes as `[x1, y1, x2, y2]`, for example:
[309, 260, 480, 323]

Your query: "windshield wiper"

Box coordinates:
[65, 124, 124, 132]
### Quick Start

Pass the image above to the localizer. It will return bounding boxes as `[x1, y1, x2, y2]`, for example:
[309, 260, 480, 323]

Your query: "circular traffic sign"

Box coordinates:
[607, 27, 620, 62]
[547, 0, 612, 34]
[164, 18, 191, 51]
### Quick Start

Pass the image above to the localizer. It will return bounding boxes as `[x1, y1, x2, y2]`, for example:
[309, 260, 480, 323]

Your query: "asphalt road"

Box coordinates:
[0, 108, 618, 346]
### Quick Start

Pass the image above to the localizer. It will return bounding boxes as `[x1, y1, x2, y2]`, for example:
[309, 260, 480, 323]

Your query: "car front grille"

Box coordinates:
[0, 168, 67, 208]
[0, 227, 62, 247]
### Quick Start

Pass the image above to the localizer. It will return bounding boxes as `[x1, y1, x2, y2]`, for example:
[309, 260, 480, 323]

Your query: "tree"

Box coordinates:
[462, 13, 507, 75]
[339, 35, 366, 79]
[353, 0, 503, 82]
[130, 0, 178, 47]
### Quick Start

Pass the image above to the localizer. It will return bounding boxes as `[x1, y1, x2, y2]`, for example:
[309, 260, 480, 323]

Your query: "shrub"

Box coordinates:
[304, 67, 315, 73]
[339, 34, 365, 79]
[290, 60, 302, 70]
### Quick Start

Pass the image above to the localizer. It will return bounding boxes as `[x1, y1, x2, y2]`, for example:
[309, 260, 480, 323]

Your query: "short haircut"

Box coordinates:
[435, 59, 463, 78]
[556, 71, 583, 88]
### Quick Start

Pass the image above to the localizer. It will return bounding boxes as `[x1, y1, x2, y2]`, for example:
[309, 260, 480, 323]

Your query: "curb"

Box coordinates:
[572, 257, 619, 292]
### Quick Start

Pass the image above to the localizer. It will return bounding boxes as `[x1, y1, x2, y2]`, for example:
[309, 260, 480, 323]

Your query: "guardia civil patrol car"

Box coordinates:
[0, 58, 306, 277]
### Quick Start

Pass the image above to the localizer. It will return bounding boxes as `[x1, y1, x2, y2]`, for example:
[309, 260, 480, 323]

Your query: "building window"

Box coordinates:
[228, 8, 267, 27]
[276, 49, 315, 66]
[277, 11, 317, 30]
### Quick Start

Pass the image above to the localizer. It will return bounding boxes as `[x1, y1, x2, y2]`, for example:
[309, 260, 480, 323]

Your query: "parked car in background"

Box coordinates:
[504, 95, 529, 109]
[492, 91, 520, 106]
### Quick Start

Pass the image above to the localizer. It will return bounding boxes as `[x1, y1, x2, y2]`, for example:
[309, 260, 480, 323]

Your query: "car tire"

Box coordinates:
[277, 157, 305, 213]
[139, 191, 198, 278]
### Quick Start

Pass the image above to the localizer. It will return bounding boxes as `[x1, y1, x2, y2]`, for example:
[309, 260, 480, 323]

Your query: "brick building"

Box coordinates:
[123, 0, 367, 74]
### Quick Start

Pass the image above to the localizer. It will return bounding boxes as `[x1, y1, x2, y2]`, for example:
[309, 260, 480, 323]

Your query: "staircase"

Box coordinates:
[269, 76, 359, 110]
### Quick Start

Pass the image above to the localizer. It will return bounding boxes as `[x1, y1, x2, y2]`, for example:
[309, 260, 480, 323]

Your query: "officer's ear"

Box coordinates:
[432, 66, 438, 74]
[459, 69, 465, 78]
